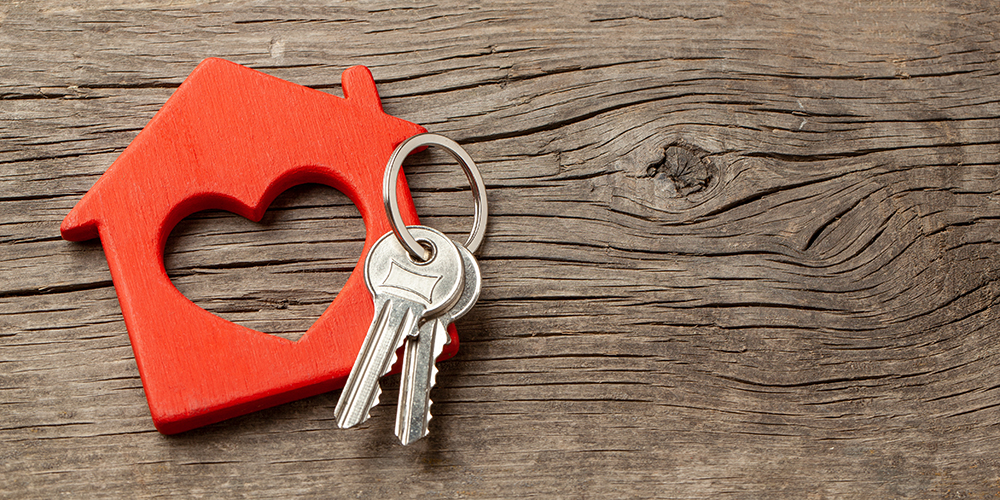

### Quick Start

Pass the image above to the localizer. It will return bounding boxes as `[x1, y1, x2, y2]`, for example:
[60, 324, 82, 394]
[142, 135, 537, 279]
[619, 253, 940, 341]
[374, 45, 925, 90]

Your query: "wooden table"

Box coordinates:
[3, 1, 999, 497]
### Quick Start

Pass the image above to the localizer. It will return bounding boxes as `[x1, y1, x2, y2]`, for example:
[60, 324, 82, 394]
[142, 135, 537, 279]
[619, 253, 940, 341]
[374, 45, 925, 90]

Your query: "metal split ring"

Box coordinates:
[383, 133, 488, 260]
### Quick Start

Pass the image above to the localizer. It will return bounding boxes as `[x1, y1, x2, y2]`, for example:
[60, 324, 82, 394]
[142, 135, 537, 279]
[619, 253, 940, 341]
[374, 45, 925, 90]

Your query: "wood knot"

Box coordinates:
[643, 143, 716, 198]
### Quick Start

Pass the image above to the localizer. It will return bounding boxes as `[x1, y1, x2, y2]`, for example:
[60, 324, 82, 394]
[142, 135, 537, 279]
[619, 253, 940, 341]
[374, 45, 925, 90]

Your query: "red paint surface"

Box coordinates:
[60, 58, 459, 434]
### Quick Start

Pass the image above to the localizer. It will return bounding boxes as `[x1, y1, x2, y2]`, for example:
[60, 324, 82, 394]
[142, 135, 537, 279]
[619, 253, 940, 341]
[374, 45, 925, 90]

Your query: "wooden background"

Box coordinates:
[3, 0, 1000, 497]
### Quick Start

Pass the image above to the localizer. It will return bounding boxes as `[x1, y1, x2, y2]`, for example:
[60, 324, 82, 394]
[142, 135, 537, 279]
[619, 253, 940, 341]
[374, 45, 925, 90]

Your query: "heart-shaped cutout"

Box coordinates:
[164, 184, 364, 342]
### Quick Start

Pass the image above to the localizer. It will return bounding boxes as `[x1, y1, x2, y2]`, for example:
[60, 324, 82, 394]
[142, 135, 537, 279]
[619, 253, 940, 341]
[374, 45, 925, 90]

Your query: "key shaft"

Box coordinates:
[396, 244, 482, 445]
[396, 318, 450, 444]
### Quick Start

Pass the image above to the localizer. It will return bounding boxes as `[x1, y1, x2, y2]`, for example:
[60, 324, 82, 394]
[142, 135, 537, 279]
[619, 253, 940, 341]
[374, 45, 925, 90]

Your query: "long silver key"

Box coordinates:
[334, 226, 464, 430]
[396, 243, 481, 445]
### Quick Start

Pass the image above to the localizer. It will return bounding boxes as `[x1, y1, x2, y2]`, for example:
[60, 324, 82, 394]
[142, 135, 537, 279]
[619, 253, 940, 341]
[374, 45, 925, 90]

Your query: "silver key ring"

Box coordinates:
[383, 133, 488, 260]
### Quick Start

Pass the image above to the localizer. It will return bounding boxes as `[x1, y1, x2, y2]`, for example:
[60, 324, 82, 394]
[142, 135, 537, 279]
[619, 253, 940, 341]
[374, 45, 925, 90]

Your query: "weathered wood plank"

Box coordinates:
[3, 0, 1000, 497]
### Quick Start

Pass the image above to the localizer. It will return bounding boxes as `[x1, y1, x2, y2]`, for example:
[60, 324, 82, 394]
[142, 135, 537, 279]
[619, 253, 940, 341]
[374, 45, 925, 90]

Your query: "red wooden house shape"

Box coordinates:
[60, 58, 459, 434]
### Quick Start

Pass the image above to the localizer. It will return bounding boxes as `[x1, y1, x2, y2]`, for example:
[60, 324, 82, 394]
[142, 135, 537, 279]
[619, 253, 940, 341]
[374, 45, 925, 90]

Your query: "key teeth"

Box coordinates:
[368, 387, 381, 422]
[423, 364, 439, 436]
[372, 344, 401, 421]
[385, 349, 400, 378]
[362, 346, 399, 421]
[397, 362, 439, 445]
[338, 385, 380, 429]
[343, 350, 396, 429]
[424, 398, 433, 438]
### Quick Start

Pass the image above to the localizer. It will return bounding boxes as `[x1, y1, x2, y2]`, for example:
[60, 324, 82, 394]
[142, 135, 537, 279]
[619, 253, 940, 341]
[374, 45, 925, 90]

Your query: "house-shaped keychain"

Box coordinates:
[60, 58, 459, 434]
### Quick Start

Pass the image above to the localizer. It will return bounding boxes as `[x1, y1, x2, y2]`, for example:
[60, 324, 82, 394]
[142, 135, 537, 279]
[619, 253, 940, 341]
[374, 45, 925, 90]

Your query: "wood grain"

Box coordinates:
[3, 0, 1000, 497]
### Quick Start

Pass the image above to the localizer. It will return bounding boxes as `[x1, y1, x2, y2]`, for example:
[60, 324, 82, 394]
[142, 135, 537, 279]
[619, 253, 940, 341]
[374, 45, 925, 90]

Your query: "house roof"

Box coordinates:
[61, 57, 424, 246]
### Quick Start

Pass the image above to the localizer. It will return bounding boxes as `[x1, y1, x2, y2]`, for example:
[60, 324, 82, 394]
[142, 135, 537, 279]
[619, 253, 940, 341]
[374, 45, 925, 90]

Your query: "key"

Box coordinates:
[396, 243, 481, 445]
[334, 225, 464, 430]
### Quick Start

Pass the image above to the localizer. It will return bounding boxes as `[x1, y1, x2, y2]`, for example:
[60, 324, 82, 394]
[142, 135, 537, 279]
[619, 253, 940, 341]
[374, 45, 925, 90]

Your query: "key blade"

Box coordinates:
[395, 244, 482, 445]
[335, 297, 423, 429]
[395, 328, 430, 445]
[395, 319, 452, 445]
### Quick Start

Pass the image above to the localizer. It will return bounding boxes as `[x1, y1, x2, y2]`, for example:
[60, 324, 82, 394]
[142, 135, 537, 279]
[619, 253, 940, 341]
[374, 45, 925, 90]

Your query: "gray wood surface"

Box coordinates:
[3, 0, 1000, 497]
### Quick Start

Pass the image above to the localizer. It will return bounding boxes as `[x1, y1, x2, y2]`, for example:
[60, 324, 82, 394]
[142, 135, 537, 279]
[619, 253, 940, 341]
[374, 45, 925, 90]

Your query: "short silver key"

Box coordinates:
[396, 243, 481, 445]
[334, 226, 464, 430]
